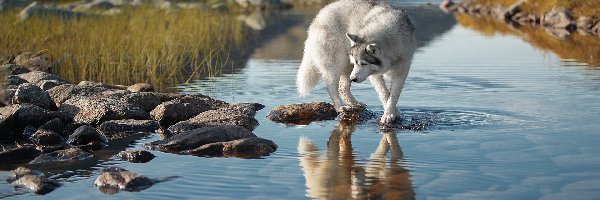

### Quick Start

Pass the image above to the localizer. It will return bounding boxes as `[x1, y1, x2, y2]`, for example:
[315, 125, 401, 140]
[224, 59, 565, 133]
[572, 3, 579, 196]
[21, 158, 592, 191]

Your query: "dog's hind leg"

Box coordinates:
[321, 70, 345, 111]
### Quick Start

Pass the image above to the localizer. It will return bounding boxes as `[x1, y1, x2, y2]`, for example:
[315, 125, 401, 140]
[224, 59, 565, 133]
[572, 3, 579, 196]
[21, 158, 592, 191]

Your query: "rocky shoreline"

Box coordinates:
[0, 61, 276, 194]
[439, 0, 600, 38]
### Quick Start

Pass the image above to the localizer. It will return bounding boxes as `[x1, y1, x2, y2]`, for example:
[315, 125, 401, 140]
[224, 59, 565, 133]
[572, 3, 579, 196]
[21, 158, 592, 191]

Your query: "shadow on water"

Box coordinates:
[298, 122, 415, 200]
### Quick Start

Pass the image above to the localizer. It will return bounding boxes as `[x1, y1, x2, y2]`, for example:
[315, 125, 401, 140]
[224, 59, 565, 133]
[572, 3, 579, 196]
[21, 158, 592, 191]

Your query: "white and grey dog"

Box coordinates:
[296, 0, 416, 124]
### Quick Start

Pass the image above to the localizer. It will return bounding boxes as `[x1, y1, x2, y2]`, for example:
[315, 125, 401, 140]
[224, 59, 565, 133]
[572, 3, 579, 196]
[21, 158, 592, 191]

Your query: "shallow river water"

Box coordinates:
[2, 1, 600, 199]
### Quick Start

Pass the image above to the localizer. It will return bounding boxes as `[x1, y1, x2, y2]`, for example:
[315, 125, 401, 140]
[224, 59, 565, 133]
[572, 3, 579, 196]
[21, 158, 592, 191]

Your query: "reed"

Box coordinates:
[472, 0, 600, 18]
[0, 7, 252, 92]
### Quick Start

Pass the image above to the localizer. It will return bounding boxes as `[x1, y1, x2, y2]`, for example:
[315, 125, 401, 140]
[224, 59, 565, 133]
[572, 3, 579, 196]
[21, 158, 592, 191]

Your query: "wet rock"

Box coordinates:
[13, 51, 51, 71]
[0, 103, 67, 128]
[168, 103, 263, 134]
[94, 167, 155, 194]
[59, 96, 151, 125]
[17, 70, 68, 87]
[0, 145, 40, 164]
[67, 125, 106, 146]
[29, 147, 93, 164]
[541, 7, 576, 30]
[74, 140, 103, 151]
[183, 137, 277, 158]
[146, 125, 257, 153]
[7, 167, 61, 195]
[12, 83, 57, 110]
[0, 113, 17, 141]
[117, 150, 155, 163]
[0, 64, 30, 75]
[30, 129, 63, 146]
[338, 107, 377, 124]
[150, 95, 227, 125]
[97, 119, 159, 139]
[267, 102, 337, 125]
[127, 83, 154, 92]
[37, 118, 65, 135]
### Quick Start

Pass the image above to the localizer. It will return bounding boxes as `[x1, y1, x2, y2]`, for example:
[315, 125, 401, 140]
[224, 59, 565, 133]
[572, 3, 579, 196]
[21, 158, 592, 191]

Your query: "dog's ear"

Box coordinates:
[366, 43, 380, 55]
[346, 33, 360, 45]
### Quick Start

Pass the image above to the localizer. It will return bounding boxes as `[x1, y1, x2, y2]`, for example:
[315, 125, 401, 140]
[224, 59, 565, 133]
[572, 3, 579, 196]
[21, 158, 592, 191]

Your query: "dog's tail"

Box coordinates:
[297, 54, 320, 97]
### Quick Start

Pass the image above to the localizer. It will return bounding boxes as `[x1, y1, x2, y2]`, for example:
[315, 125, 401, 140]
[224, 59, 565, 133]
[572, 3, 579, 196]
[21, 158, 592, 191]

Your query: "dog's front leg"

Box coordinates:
[368, 75, 390, 106]
[381, 77, 405, 124]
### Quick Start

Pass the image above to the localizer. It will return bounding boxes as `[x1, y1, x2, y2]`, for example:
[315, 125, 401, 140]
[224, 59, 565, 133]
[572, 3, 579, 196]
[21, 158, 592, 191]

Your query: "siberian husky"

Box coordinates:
[296, 0, 416, 124]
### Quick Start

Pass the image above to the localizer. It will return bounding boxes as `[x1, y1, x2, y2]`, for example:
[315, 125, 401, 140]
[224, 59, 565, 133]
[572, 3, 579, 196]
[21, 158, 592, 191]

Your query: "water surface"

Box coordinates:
[2, 2, 600, 200]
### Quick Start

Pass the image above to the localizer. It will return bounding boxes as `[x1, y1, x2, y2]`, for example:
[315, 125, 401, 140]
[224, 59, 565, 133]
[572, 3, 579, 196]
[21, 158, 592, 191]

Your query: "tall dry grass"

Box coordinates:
[472, 0, 600, 18]
[0, 7, 252, 91]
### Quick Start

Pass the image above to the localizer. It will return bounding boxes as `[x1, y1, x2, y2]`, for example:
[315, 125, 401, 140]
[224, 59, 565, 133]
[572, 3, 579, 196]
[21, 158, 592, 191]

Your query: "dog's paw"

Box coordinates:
[339, 105, 353, 112]
[380, 113, 398, 124]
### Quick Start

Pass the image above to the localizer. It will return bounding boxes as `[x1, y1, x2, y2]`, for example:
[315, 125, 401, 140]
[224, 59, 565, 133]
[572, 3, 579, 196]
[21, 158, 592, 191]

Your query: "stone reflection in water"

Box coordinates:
[298, 123, 414, 200]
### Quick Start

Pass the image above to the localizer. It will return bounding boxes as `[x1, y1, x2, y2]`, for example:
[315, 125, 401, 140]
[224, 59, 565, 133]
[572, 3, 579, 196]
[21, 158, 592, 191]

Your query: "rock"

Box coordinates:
[37, 79, 61, 90]
[67, 125, 106, 146]
[59, 96, 150, 125]
[0, 145, 40, 164]
[127, 83, 154, 92]
[29, 147, 93, 164]
[73, 0, 116, 11]
[77, 80, 125, 90]
[0, 89, 16, 106]
[7, 167, 61, 195]
[17, 70, 68, 86]
[438, 0, 456, 13]
[150, 95, 227, 125]
[541, 7, 576, 31]
[19, 2, 91, 21]
[577, 16, 596, 34]
[146, 125, 257, 153]
[74, 140, 103, 151]
[183, 137, 277, 158]
[0, 0, 34, 11]
[117, 150, 155, 163]
[47, 83, 112, 105]
[168, 103, 263, 134]
[0, 112, 17, 141]
[12, 83, 56, 110]
[0, 103, 67, 128]
[267, 102, 337, 125]
[30, 129, 63, 146]
[37, 118, 65, 135]
[338, 107, 377, 124]
[100, 90, 163, 112]
[13, 51, 51, 71]
[97, 119, 159, 139]
[94, 167, 155, 194]
[6, 75, 28, 88]
[593, 21, 600, 35]
[0, 64, 30, 75]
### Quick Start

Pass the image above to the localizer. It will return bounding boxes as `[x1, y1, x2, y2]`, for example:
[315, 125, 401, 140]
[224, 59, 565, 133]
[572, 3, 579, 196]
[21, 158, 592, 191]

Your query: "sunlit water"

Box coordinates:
[2, 2, 600, 199]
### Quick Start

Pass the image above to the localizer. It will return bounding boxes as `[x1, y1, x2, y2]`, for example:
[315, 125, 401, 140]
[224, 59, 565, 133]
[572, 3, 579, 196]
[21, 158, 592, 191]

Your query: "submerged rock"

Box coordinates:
[183, 137, 277, 158]
[168, 103, 263, 134]
[267, 102, 337, 125]
[98, 119, 159, 139]
[117, 150, 155, 163]
[150, 95, 227, 125]
[94, 167, 158, 194]
[12, 83, 57, 110]
[0, 145, 40, 164]
[59, 96, 150, 125]
[29, 147, 93, 164]
[338, 107, 377, 124]
[7, 167, 61, 195]
[146, 125, 257, 153]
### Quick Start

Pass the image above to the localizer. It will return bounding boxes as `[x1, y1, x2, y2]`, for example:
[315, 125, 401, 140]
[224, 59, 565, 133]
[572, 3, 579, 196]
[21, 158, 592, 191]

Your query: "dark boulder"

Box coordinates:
[146, 125, 257, 153]
[12, 83, 57, 110]
[67, 125, 106, 146]
[58, 96, 150, 125]
[6, 75, 28, 87]
[0, 145, 40, 164]
[150, 95, 227, 125]
[117, 150, 155, 163]
[30, 129, 64, 146]
[183, 137, 277, 158]
[168, 103, 264, 134]
[267, 102, 337, 125]
[94, 167, 157, 194]
[37, 118, 65, 136]
[29, 147, 93, 164]
[0, 103, 67, 129]
[97, 119, 159, 139]
[7, 167, 61, 195]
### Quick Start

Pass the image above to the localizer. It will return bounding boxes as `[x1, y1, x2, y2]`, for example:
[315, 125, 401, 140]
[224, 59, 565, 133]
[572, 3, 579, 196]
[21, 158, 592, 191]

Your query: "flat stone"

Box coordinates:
[94, 167, 155, 194]
[59, 96, 150, 125]
[7, 167, 61, 195]
[150, 94, 227, 125]
[98, 119, 159, 139]
[183, 137, 277, 158]
[267, 102, 337, 125]
[117, 150, 155, 163]
[168, 103, 263, 134]
[127, 83, 154, 92]
[146, 125, 257, 153]
[12, 83, 56, 110]
[47, 83, 115, 106]
[29, 147, 93, 164]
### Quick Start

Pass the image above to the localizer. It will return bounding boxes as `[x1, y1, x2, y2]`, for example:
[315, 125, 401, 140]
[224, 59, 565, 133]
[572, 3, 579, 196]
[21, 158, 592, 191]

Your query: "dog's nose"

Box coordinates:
[351, 78, 358, 82]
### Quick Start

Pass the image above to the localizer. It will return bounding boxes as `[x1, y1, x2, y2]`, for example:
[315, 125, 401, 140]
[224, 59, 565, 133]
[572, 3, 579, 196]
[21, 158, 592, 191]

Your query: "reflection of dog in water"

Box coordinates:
[298, 123, 414, 200]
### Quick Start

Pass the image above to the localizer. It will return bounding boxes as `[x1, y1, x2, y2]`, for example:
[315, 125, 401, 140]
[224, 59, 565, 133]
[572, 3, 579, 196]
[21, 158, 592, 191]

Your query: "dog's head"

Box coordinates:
[346, 33, 383, 83]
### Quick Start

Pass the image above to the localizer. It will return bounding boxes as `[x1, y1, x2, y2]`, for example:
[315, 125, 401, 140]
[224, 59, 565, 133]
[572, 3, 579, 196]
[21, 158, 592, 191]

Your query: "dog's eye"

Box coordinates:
[361, 63, 367, 66]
